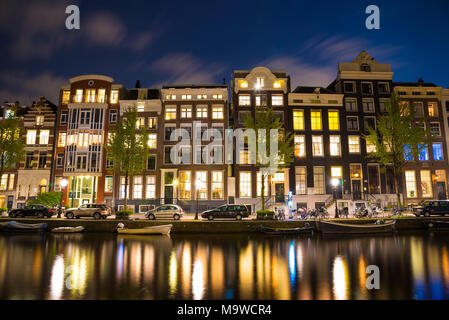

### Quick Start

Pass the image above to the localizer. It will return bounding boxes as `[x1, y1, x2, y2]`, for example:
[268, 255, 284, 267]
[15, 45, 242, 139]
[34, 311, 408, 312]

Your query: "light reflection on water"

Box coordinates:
[0, 232, 449, 300]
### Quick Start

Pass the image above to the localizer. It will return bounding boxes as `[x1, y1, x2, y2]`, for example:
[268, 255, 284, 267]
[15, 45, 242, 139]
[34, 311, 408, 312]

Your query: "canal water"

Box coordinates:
[0, 231, 448, 300]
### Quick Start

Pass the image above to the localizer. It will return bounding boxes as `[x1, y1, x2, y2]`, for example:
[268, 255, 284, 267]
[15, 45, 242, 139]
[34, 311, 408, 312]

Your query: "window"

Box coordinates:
[421, 170, 433, 198]
[165, 95, 177, 100]
[418, 144, 429, 161]
[239, 172, 251, 198]
[26, 130, 37, 144]
[38, 152, 47, 169]
[182, 94, 192, 100]
[368, 165, 380, 194]
[272, 95, 284, 106]
[295, 167, 307, 195]
[348, 136, 361, 153]
[313, 167, 325, 195]
[56, 153, 64, 168]
[0, 175, 7, 191]
[109, 109, 118, 124]
[147, 155, 156, 170]
[197, 106, 208, 118]
[165, 107, 177, 120]
[328, 111, 340, 131]
[294, 135, 306, 158]
[136, 117, 145, 129]
[257, 172, 269, 197]
[362, 99, 375, 112]
[344, 82, 355, 93]
[256, 77, 265, 88]
[165, 126, 176, 140]
[148, 134, 157, 149]
[133, 176, 143, 199]
[137, 104, 145, 112]
[25, 152, 34, 169]
[405, 170, 417, 198]
[255, 94, 267, 107]
[96, 89, 106, 103]
[312, 136, 323, 157]
[76, 154, 87, 170]
[238, 111, 250, 125]
[361, 64, 371, 72]
[146, 176, 156, 199]
[196, 171, 208, 200]
[379, 99, 389, 112]
[181, 106, 192, 118]
[293, 110, 304, 130]
[62, 90, 71, 104]
[364, 117, 376, 131]
[148, 117, 157, 129]
[310, 111, 322, 130]
[347, 117, 359, 131]
[179, 171, 191, 200]
[378, 82, 390, 94]
[329, 135, 341, 157]
[213, 94, 223, 99]
[105, 176, 113, 193]
[57, 132, 66, 147]
[75, 89, 83, 103]
[350, 164, 363, 179]
[120, 177, 129, 199]
[35, 115, 44, 126]
[403, 144, 413, 161]
[273, 111, 284, 123]
[60, 110, 68, 125]
[413, 102, 424, 117]
[366, 141, 377, 153]
[164, 146, 173, 164]
[430, 123, 441, 137]
[433, 143, 444, 161]
[110, 90, 119, 104]
[239, 95, 251, 106]
[428, 103, 438, 117]
[212, 171, 224, 199]
[212, 106, 224, 119]
[80, 110, 90, 125]
[8, 175, 14, 191]
[345, 99, 358, 112]
[86, 89, 96, 103]
[361, 82, 373, 94]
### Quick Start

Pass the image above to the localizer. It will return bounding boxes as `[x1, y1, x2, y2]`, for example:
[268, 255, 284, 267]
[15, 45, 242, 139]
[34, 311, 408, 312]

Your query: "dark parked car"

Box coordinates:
[9, 205, 56, 219]
[201, 205, 250, 221]
[414, 200, 449, 217]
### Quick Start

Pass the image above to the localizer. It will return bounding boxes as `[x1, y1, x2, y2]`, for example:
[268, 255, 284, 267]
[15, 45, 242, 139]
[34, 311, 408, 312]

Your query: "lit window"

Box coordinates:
[240, 81, 248, 88]
[418, 144, 429, 161]
[8, 174, 14, 191]
[430, 123, 441, 137]
[86, 89, 96, 103]
[146, 176, 156, 199]
[256, 77, 264, 89]
[295, 167, 307, 195]
[137, 104, 145, 112]
[348, 136, 361, 153]
[35, 115, 44, 126]
[120, 177, 129, 199]
[110, 90, 119, 104]
[196, 171, 208, 200]
[98, 89, 106, 103]
[182, 95, 192, 100]
[148, 134, 157, 149]
[293, 110, 304, 130]
[196, 94, 207, 100]
[165, 107, 177, 120]
[197, 106, 208, 118]
[404, 144, 413, 161]
[136, 118, 145, 129]
[181, 106, 192, 118]
[62, 91, 71, 104]
[0, 174, 7, 191]
[331, 167, 342, 178]
[26, 130, 37, 145]
[179, 171, 191, 200]
[428, 103, 438, 117]
[212, 94, 223, 99]
[75, 90, 83, 103]
[294, 135, 306, 158]
[272, 95, 283, 106]
[273, 81, 282, 89]
[239, 95, 250, 106]
[313, 167, 325, 195]
[433, 143, 443, 160]
[148, 117, 157, 129]
[328, 111, 339, 131]
[58, 132, 66, 147]
[420, 170, 433, 198]
[366, 140, 377, 153]
[255, 94, 267, 107]
[239, 172, 252, 198]
[105, 176, 113, 193]
[133, 176, 143, 199]
[405, 170, 417, 198]
[310, 111, 322, 130]
[212, 171, 223, 199]
[212, 106, 224, 119]
[312, 136, 323, 157]
[329, 135, 341, 156]
[257, 172, 269, 197]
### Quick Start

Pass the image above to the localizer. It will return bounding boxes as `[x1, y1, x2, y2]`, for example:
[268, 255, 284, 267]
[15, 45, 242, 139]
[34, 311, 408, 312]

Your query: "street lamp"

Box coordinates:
[332, 178, 339, 218]
[195, 179, 203, 220]
[59, 178, 68, 218]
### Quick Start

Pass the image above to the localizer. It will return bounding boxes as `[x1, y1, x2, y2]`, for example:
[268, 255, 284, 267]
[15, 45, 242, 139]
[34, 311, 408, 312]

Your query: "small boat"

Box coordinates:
[425, 220, 449, 229]
[319, 220, 396, 234]
[51, 226, 85, 233]
[258, 224, 314, 235]
[3, 221, 47, 231]
[117, 223, 172, 235]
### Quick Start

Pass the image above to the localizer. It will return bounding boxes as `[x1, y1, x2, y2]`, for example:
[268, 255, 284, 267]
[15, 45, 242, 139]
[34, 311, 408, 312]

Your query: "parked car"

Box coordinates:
[201, 204, 249, 221]
[65, 204, 111, 220]
[9, 205, 56, 218]
[414, 200, 449, 217]
[145, 205, 183, 220]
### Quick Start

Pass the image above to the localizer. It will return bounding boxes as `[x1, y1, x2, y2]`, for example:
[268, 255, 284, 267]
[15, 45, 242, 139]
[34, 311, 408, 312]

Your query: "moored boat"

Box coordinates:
[3, 221, 47, 231]
[51, 226, 85, 233]
[117, 223, 172, 235]
[425, 220, 449, 229]
[319, 220, 396, 234]
[258, 224, 314, 235]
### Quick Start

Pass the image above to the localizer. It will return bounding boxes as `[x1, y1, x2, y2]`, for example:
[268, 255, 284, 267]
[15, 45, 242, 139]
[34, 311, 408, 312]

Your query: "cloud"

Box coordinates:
[84, 11, 126, 46]
[149, 53, 226, 86]
[127, 31, 157, 52]
[0, 71, 65, 105]
[261, 35, 402, 89]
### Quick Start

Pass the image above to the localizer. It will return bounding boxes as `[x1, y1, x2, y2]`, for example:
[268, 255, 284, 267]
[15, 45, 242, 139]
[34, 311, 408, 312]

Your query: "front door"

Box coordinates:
[352, 180, 362, 200]
[437, 182, 447, 200]
[275, 183, 285, 203]
[164, 186, 174, 204]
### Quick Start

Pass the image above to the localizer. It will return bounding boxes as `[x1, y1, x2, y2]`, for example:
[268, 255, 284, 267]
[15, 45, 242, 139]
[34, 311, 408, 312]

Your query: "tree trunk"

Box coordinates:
[124, 171, 129, 211]
[394, 168, 403, 208]
[261, 176, 265, 211]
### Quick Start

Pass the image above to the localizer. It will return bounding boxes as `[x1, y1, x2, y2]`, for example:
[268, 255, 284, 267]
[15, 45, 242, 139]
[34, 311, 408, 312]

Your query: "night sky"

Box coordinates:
[0, 0, 448, 105]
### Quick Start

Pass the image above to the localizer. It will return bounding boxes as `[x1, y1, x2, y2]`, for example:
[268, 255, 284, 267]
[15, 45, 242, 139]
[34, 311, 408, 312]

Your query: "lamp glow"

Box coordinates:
[60, 179, 68, 188]
[331, 178, 339, 187]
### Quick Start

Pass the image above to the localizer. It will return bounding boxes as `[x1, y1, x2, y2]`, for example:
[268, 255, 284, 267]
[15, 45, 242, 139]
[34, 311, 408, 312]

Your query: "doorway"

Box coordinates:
[275, 183, 285, 203]
[164, 186, 174, 204]
[352, 180, 362, 200]
[437, 182, 447, 200]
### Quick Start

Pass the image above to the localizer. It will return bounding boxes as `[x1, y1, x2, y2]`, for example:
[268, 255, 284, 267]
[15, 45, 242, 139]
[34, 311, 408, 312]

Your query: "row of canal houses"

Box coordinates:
[1, 51, 449, 214]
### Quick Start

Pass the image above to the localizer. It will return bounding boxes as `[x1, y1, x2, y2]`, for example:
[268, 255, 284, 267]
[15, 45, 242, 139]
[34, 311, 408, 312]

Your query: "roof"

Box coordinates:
[394, 79, 438, 88]
[161, 84, 228, 89]
[293, 86, 335, 94]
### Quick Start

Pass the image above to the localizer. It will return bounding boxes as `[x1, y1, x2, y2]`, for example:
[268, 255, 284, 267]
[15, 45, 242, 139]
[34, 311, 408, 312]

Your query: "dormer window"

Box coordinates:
[361, 64, 371, 72]
[35, 115, 44, 126]
[256, 77, 264, 89]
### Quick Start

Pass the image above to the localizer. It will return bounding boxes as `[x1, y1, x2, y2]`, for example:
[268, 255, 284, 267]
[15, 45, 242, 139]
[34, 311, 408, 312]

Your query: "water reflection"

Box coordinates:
[0, 232, 449, 300]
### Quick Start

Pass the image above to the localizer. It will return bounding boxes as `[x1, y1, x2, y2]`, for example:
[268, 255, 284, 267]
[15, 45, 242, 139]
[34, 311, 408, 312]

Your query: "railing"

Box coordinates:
[115, 198, 227, 214]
